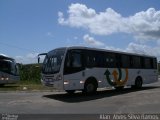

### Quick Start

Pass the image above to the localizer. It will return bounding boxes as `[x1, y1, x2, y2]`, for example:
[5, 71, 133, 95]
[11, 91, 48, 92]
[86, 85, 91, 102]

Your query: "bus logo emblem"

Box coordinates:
[104, 68, 128, 86]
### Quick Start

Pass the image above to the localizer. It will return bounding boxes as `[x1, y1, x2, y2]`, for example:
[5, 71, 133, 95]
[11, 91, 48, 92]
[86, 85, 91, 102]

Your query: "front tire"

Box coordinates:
[83, 81, 97, 94]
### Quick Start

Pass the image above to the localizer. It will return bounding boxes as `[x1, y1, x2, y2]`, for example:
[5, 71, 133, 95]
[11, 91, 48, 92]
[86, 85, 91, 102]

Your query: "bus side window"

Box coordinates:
[116, 54, 121, 68]
[144, 57, 152, 69]
[121, 54, 130, 68]
[71, 52, 82, 68]
[104, 53, 116, 68]
[150, 58, 157, 69]
[130, 56, 133, 68]
[96, 52, 104, 67]
[133, 56, 141, 68]
[140, 57, 145, 68]
[153, 58, 157, 69]
[85, 50, 96, 68]
[64, 50, 84, 74]
[150, 58, 154, 69]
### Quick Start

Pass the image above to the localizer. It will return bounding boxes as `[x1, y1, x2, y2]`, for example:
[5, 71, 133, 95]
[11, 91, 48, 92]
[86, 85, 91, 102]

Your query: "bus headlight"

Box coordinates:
[5, 78, 9, 80]
[1, 77, 4, 80]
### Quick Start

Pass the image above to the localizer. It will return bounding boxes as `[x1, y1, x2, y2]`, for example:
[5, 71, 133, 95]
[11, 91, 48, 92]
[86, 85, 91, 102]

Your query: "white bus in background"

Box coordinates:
[38, 46, 158, 94]
[0, 55, 20, 86]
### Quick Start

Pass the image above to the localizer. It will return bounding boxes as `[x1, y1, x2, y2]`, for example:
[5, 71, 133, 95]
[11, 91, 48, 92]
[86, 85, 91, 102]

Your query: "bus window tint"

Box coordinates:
[71, 52, 82, 68]
[85, 51, 105, 68]
[0, 60, 11, 73]
[153, 58, 157, 69]
[121, 54, 130, 68]
[64, 50, 83, 74]
[144, 58, 152, 69]
[104, 53, 116, 68]
[85, 51, 95, 68]
[133, 56, 141, 68]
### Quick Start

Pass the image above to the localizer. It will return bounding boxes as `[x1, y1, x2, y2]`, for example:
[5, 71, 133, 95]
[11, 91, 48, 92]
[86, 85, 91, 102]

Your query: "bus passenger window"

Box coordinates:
[71, 52, 82, 68]
[64, 50, 84, 74]
[153, 58, 157, 69]
[144, 58, 152, 69]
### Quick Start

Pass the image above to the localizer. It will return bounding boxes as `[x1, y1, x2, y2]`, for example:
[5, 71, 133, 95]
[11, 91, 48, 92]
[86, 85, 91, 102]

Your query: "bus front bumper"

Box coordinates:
[41, 79, 63, 90]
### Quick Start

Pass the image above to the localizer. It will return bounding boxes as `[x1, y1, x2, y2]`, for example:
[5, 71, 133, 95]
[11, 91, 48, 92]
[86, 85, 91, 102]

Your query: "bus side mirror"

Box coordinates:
[38, 53, 47, 63]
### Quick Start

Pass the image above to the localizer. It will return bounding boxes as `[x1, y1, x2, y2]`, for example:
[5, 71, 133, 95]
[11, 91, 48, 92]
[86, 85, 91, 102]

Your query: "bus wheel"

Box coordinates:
[134, 77, 143, 89]
[65, 90, 75, 94]
[83, 80, 97, 94]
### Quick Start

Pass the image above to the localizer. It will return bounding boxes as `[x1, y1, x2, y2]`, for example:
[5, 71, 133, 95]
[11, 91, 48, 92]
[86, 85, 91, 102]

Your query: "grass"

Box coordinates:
[0, 82, 55, 92]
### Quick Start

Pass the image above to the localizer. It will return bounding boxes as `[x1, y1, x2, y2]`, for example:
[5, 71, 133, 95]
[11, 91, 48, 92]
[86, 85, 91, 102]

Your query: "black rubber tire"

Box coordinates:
[83, 81, 97, 94]
[134, 77, 143, 89]
[65, 90, 75, 94]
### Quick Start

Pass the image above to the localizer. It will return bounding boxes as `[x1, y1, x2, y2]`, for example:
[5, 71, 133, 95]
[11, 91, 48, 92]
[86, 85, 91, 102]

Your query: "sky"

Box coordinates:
[0, 0, 160, 64]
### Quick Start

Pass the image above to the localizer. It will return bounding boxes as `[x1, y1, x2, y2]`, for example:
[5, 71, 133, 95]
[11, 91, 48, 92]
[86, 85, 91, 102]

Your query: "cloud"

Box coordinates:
[82, 34, 160, 60]
[126, 42, 160, 57]
[15, 53, 39, 64]
[13, 41, 160, 64]
[83, 34, 105, 47]
[58, 3, 160, 40]
[104, 42, 160, 59]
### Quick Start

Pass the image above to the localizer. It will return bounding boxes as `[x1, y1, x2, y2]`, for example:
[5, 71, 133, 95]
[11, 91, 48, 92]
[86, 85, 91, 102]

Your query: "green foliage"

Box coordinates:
[19, 64, 42, 84]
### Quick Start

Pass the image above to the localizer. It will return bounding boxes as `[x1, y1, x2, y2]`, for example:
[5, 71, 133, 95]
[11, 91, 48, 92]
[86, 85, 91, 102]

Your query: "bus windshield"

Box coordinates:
[0, 60, 11, 73]
[0, 59, 19, 75]
[42, 48, 66, 74]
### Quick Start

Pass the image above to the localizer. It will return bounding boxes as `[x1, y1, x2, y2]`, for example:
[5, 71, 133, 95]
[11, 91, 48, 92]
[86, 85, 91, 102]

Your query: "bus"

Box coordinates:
[0, 55, 20, 86]
[38, 46, 158, 94]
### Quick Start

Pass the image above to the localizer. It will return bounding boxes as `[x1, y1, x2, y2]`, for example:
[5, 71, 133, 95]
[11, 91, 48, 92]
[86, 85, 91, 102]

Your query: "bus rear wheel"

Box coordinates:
[132, 77, 143, 89]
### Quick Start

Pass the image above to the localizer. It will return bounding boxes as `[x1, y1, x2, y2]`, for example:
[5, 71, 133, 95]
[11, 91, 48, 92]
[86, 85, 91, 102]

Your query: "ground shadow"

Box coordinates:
[43, 86, 160, 103]
[0, 85, 19, 88]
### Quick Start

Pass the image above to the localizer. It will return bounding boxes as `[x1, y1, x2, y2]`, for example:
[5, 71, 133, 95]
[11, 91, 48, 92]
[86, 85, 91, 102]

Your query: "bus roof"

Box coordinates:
[64, 46, 156, 58]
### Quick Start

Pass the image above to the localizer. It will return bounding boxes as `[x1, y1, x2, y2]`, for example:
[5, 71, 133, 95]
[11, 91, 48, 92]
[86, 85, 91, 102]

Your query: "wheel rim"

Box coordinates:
[86, 83, 95, 93]
[136, 79, 142, 88]
[138, 80, 142, 87]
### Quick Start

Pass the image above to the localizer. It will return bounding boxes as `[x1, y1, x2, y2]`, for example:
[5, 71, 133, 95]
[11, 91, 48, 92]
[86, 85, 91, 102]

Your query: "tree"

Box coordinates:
[19, 64, 41, 84]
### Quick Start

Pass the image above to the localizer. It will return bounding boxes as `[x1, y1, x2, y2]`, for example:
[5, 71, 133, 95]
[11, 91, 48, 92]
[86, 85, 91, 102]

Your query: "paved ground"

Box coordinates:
[0, 79, 160, 115]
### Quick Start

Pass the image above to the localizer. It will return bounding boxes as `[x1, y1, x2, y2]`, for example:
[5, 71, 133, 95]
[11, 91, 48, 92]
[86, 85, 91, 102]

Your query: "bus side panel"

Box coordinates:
[63, 71, 85, 90]
[141, 69, 158, 84]
[63, 68, 158, 90]
[100, 68, 158, 87]
[127, 69, 158, 86]
[63, 68, 101, 90]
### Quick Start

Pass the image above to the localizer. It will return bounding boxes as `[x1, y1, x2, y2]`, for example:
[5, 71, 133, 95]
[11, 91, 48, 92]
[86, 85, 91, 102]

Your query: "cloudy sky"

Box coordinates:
[0, 0, 160, 64]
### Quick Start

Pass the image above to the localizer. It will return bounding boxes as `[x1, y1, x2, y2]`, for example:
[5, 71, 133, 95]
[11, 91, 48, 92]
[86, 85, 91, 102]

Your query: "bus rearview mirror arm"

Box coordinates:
[37, 53, 47, 63]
